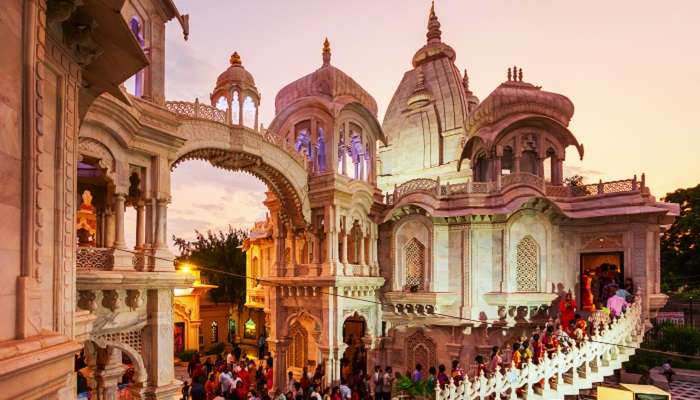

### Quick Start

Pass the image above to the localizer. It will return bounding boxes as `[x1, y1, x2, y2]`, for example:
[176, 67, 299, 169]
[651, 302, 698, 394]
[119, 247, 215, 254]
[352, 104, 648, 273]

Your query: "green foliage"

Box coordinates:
[177, 349, 198, 362]
[652, 322, 700, 356]
[204, 342, 225, 355]
[173, 227, 248, 308]
[395, 375, 430, 398]
[661, 184, 700, 291]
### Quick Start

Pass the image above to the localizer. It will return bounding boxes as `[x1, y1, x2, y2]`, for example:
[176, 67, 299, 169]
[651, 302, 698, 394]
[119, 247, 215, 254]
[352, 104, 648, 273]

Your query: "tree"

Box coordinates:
[173, 227, 248, 308]
[564, 175, 584, 187]
[661, 184, 700, 291]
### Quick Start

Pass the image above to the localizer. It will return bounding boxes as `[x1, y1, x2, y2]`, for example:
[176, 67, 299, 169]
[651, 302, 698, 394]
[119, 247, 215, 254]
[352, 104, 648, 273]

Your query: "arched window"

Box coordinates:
[242, 96, 256, 128]
[501, 147, 514, 175]
[251, 256, 260, 284]
[520, 150, 538, 175]
[287, 322, 307, 369]
[404, 238, 426, 291]
[244, 319, 257, 339]
[215, 96, 227, 111]
[405, 330, 436, 373]
[516, 236, 539, 292]
[231, 91, 240, 124]
[474, 154, 489, 182]
[124, 16, 145, 96]
[210, 321, 219, 343]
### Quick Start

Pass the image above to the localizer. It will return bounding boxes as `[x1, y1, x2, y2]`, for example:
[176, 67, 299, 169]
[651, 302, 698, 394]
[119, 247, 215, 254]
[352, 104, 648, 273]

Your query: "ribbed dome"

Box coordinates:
[274, 39, 378, 116]
[466, 71, 575, 136]
[210, 52, 259, 105]
[215, 52, 256, 87]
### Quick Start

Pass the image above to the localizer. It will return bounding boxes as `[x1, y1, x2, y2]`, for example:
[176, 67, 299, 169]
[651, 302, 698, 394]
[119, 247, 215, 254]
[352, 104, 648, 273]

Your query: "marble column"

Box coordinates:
[135, 201, 145, 250]
[95, 346, 125, 400]
[143, 289, 179, 399]
[113, 193, 126, 249]
[268, 339, 289, 392]
[341, 231, 348, 265]
[151, 198, 174, 271]
[144, 197, 155, 250]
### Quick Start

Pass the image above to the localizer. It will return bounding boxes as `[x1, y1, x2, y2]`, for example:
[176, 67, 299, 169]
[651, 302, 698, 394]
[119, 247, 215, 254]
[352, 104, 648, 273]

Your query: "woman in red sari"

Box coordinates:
[559, 291, 577, 329]
[582, 273, 595, 312]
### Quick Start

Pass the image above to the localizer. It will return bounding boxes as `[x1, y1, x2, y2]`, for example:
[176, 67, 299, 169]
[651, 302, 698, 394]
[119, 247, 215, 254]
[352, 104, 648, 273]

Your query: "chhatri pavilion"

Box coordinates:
[0, 1, 678, 399]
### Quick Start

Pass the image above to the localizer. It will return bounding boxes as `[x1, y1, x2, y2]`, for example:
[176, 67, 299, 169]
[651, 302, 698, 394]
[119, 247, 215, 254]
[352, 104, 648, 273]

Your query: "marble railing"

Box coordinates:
[384, 173, 645, 205]
[76, 247, 114, 271]
[433, 298, 643, 400]
[165, 99, 310, 169]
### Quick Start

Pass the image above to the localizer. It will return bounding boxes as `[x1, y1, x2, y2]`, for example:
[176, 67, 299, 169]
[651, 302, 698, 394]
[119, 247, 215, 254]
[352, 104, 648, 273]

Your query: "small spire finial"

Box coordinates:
[507, 67, 512, 81]
[462, 68, 470, 92]
[322, 37, 331, 66]
[230, 52, 241, 65]
[518, 68, 523, 82]
[426, 0, 442, 44]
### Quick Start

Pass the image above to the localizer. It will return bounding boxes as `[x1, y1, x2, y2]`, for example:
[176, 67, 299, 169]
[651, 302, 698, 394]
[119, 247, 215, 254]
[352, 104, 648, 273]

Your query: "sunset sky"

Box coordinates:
[152, 0, 700, 251]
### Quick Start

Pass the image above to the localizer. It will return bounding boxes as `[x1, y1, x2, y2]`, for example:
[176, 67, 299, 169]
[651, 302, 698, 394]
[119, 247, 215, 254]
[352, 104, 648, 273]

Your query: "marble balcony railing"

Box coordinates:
[432, 296, 643, 400]
[76, 247, 149, 271]
[384, 173, 647, 206]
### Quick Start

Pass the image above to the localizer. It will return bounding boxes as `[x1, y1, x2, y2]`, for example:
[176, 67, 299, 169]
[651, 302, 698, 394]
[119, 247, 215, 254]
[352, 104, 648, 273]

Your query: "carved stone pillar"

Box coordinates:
[153, 198, 167, 249]
[144, 197, 155, 250]
[135, 201, 145, 250]
[268, 338, 289, 392]
[313, 232, 321, 264]
[341, 231, 348, 265]
[113, 193, 126, 249]
[238, 99, 244, 126]
[143, 289, 180, 399]
[95, 346, 125, 400]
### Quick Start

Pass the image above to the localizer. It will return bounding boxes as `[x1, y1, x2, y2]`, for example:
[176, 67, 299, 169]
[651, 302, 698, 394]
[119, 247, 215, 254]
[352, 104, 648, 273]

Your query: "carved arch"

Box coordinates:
[405, 330, 436, 371]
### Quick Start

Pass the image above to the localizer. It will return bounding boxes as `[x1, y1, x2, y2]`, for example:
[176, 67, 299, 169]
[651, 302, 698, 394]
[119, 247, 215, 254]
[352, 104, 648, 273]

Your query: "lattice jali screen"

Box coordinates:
[404, 238, 425, 290]
[287, 322, 307, 368]
[95, 328, 143, 353]
[516, 236, 539, 292]
[405, 330, 436, 370]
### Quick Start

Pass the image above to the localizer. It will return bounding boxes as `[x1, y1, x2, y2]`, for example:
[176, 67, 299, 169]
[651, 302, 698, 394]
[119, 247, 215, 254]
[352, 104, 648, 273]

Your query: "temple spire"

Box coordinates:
[462, 68, 470, 92]
[427, 1, 442, 44]
[322, 37, 331, 66]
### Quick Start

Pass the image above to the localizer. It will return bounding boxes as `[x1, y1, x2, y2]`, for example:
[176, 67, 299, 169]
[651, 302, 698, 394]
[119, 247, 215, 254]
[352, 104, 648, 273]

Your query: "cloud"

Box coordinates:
[563, 165, 605, 183]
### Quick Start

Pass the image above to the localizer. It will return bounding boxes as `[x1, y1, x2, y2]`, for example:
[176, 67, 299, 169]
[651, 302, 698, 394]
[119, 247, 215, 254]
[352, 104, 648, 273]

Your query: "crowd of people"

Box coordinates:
[181, 285, 636, 400]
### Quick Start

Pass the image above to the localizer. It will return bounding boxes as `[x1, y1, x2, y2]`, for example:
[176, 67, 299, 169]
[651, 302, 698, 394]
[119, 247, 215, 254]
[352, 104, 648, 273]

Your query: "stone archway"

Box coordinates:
[342, 313, 368, 376]
[170, 116, 311, 229]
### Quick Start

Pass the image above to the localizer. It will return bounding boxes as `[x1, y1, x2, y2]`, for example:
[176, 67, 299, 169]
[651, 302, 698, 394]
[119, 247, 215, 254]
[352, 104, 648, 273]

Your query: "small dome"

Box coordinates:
[274, 39, 378, 116]
[210, 52, 259, 105]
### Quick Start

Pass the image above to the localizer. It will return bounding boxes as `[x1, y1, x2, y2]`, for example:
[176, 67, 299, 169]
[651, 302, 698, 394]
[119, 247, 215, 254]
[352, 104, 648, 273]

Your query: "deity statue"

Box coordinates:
[76, 189, 97, 247]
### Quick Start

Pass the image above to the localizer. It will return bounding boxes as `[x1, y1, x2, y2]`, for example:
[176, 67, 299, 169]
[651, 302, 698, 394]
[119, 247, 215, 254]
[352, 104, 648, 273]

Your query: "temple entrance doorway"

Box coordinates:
[580, 252, 625, 312]
[342, 313, 367, 379]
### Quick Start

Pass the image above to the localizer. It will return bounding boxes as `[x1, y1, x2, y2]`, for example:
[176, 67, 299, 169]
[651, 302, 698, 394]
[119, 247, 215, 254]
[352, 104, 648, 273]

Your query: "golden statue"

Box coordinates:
[76, 190, 97, 247]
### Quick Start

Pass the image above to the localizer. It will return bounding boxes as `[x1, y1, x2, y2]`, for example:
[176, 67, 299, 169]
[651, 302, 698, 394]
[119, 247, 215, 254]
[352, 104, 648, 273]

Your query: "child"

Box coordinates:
[181, 380, 190, 400]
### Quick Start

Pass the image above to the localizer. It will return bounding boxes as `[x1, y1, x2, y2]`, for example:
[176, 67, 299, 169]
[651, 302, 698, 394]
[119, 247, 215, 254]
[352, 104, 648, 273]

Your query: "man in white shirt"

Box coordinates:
[220, 369, 234, 396]
[339, 381, 351, 400]
[286, 371, 297, 394]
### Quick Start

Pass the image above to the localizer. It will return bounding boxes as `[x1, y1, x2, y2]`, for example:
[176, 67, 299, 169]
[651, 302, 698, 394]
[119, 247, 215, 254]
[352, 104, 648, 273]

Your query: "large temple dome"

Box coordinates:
[274, 39, 378, 116]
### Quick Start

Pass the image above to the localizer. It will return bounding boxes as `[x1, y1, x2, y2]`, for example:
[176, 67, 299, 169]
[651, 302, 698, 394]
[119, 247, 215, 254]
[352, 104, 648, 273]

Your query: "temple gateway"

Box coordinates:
[0, 1, 678, 399]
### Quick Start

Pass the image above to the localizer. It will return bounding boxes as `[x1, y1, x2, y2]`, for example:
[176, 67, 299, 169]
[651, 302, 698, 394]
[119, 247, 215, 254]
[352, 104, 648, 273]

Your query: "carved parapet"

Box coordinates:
[78, 290, 98, 311]
[77, 247, 114, 271]
[101, 290, 120, 312]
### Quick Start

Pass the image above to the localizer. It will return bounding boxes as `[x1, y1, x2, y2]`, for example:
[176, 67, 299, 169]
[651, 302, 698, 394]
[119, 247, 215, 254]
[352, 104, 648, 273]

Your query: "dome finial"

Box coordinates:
[427, 1, 442, 44]
[322, 37, 331, 66]
[230, 51, 241, 66]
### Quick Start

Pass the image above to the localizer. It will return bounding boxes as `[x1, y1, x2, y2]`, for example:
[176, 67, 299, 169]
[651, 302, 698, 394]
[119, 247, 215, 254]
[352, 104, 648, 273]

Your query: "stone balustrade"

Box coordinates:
[165, 99, 311, 170]
[384, 173, 646, 206]
[433, 297, 643, 400]
[76, 247, 115, 271]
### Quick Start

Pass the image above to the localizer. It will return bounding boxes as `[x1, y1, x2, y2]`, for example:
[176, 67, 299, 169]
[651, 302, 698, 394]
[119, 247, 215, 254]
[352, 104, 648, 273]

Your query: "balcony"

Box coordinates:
[483, 291, 558, 325]
[384, 291, 458, 316]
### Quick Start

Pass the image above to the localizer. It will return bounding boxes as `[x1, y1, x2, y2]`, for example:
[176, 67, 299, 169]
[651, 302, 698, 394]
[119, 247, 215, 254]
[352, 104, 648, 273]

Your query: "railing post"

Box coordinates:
[641, 173, 646, 193]
[194, 97, 200, 118]
[435, 176, 441, 196]
[597, 179, 604, 194]
[632, 174, 638, 190]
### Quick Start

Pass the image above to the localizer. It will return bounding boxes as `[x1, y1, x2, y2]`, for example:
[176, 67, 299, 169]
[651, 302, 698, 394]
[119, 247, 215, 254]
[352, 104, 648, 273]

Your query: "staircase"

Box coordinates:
[435, 298, 644, 400]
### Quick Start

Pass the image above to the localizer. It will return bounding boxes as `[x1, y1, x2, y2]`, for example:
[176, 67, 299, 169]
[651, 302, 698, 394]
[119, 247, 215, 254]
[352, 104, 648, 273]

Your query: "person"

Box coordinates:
[227, 351, 236, 370]
[662, 360, 675, 383]
[437, 364, 449, 388]
[559, 291, 577, 329]
[531, 334, 543, 365]
[265, 358, 274, 394]
[582, 272, 595, 311]
[205, 373, 218, 400]
[450, 360, 464, 385]
[220, 367, 234, 397]
[339, 379, 351, 400]
[543, 326, 558, 358]
[286, 371, 297, 394]
[607, 289, 629, 318]
[474, 355, 489, 377]
[190, 377, 207, 400]
[372, 366, 383, 400]
[489, 346, 502, 373]
[426, 367, 437, 393]
[300, 366, 311, 392]
[258, 334, 267, 360]
[309, 385, 322, 400]
[330, 386, 341, 400]
[511, 342, 522, 368]
[382, 367, 394, 400]
[182, 380, 191, 400]
[624, 278, 635, 296]
[188, 353, 202, 378]
[411, 363, 422, 382]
